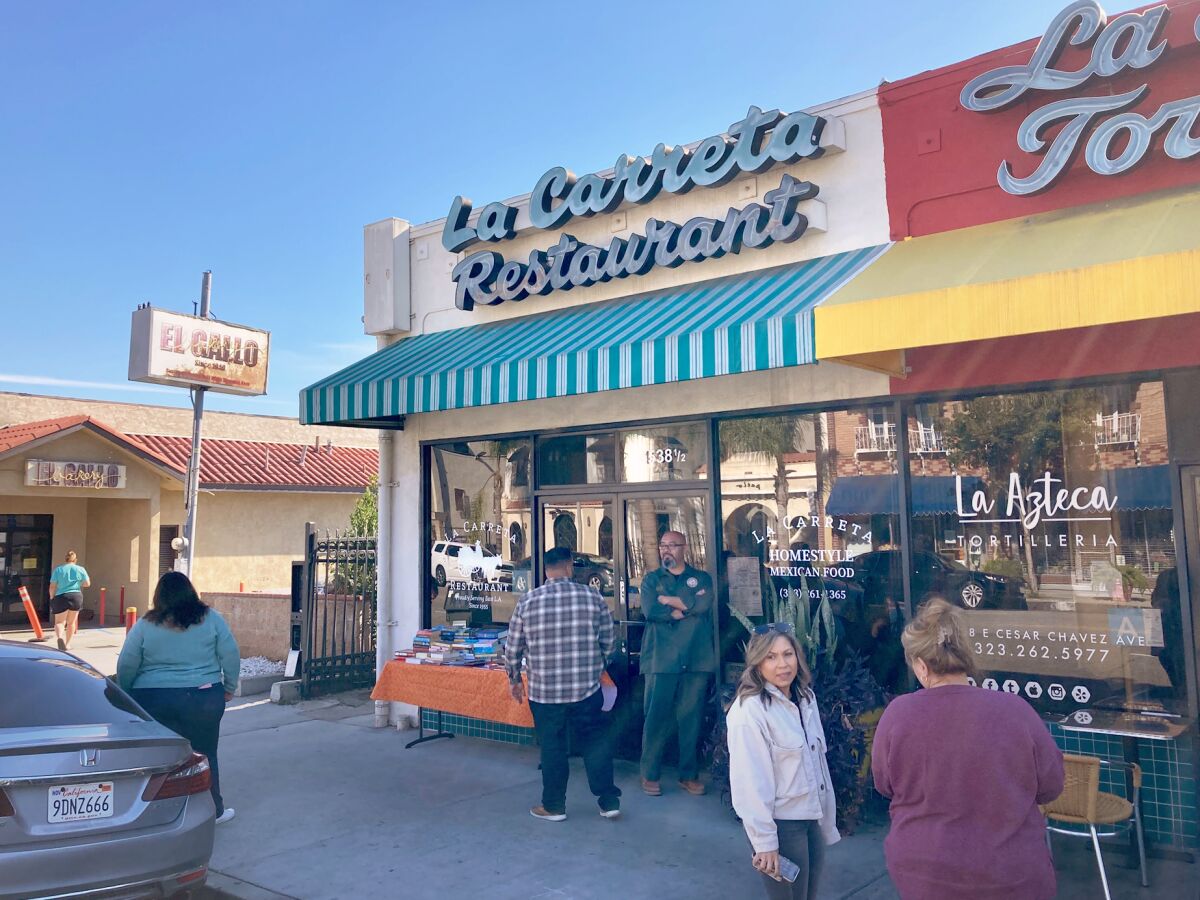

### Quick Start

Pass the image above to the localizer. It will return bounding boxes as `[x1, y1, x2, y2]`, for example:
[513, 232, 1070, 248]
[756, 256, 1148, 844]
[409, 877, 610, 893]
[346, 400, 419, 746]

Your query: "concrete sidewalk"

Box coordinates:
[200, 690, 895, 900]
[6, 626, 1194, 898]
[199, 691, 1196, 900]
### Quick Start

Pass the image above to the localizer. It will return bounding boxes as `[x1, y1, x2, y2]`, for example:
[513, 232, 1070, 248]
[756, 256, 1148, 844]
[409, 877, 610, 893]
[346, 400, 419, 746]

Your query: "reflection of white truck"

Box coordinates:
[431, 540, 511, 586]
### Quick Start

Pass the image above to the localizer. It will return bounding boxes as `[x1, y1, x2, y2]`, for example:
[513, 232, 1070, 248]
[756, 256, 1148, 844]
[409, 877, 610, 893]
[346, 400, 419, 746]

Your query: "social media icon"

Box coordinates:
[1048, 684, 1066, 702]
[1074, 711, 1093, 725]
[1072, 685, 1091, 704]
[1025, 682, 1043, 699]
[966, 676, 976, 687]
[1002, 679, 1019, 694]
[982, 678, 999, 691]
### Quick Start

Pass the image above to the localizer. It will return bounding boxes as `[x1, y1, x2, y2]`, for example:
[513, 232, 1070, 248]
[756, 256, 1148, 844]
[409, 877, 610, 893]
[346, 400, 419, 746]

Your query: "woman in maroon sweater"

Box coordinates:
[872, 599, 1064, 900]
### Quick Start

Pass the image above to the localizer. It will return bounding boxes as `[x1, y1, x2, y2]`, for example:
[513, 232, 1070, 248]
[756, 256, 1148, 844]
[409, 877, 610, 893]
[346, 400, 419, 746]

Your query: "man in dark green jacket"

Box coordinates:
[639, 530, 716, 796]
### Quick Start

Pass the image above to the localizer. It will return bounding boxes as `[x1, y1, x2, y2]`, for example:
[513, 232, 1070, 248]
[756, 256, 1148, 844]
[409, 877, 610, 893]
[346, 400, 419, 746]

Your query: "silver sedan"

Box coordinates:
[0, 640, 215, 899]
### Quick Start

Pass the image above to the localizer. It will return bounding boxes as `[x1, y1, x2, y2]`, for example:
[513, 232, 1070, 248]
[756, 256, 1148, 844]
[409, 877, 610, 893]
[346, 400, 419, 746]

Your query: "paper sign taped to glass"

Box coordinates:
[727, 556, 764, 617]
[964, 607, 1169, 685]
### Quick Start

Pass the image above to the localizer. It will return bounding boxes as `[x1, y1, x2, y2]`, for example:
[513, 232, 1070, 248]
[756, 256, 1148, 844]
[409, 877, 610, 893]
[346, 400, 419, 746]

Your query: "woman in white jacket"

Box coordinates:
[727, 623, 839, 899]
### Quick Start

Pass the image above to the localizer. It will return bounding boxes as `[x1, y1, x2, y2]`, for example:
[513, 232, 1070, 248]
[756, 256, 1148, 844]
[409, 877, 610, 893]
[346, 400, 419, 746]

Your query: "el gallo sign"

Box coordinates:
[962, 0, 1200, 195]
[440, 106, 844, 310]
[128, 307, 270, 396]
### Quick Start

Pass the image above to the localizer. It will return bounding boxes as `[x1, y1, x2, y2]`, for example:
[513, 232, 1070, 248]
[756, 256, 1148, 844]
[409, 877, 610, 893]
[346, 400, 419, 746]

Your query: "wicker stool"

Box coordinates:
[1040, 753, 1148, 900]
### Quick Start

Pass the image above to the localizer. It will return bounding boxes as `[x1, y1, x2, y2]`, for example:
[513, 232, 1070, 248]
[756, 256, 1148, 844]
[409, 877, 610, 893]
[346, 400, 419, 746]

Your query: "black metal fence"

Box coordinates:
[300, 524, 377, 698]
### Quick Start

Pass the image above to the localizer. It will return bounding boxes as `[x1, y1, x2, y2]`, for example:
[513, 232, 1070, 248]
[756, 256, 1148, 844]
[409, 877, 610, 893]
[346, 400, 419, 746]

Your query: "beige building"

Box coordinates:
[0, 392, 377, 627]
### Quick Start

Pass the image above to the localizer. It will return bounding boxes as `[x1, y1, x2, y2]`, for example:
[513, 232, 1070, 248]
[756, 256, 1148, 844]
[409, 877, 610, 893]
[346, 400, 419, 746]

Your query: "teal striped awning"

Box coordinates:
[300, 244, 890, 425]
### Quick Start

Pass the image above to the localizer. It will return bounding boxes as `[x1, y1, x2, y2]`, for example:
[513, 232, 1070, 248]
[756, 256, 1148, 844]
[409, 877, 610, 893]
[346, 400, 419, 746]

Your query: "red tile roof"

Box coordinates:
[130, 433, 377, 491]
[0, 415, 182, 473]
[0, 416, 377, 491]
[0, 415, 90, 454]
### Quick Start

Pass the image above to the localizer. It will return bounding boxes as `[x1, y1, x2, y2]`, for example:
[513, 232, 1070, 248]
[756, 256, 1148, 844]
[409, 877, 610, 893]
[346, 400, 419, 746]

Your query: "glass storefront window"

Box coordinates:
[718, 409, 905, 693]
[907, 380, 1186, 715]
[428, 439, 532, 627]
[537, 433, 617, 486]
[620, 422, 709, 483]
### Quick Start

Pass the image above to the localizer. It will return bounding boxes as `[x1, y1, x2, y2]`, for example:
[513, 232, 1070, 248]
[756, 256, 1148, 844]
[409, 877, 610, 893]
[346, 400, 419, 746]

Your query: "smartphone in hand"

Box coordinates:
[778, 855, 801, 884]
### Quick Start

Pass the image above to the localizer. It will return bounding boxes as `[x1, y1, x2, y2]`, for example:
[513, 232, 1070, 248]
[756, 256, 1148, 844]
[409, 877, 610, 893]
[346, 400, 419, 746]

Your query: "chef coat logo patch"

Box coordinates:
[686, 577, 699, 588]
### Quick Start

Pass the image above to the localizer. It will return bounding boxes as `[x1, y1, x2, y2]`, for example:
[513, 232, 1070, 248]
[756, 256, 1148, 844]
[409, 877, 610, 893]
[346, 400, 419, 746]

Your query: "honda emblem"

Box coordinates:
[79, 748, 98, 767]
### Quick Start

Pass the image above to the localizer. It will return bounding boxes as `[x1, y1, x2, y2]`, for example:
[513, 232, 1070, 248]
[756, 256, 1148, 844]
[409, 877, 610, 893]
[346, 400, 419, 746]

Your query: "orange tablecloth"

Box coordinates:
[370, 660, 534, 727]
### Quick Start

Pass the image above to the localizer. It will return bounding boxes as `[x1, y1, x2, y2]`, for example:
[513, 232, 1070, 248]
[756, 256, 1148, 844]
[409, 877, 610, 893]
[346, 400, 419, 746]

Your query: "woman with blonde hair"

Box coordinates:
[48, 550, 90, 652]
[872, 598, 1064, 899]
[727, 623, 838, 899]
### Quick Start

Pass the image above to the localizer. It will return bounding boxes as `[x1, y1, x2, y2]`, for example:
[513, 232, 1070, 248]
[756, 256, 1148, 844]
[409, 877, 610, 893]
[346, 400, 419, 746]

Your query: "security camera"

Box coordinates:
[171, 536, 189, 553]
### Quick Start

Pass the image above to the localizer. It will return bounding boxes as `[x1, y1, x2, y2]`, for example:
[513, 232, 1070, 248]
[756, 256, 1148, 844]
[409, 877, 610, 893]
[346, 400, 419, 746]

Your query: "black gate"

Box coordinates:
[300, 523, 377, 698]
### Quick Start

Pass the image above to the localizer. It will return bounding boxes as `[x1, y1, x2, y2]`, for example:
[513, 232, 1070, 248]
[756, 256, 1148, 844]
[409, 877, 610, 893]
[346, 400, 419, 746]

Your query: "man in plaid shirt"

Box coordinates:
[508, 545, 620, 821]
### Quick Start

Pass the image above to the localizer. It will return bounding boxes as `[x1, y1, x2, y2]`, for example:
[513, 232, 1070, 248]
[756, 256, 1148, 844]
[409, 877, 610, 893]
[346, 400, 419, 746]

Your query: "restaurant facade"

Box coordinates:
[0, 392, 377, 624]
[304, 0, 1200, 854]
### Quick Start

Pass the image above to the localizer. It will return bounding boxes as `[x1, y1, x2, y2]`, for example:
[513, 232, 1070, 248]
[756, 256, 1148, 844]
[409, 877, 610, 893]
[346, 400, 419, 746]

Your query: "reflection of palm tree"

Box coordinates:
[432, 448, 453, 539]
[633, 498, 661, 578]
[471, 440, 525, 554]
[721, 416, 810, 535]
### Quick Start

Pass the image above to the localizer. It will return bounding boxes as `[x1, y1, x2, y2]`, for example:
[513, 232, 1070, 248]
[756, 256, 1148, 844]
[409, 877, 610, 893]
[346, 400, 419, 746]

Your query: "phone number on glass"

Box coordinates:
[973, 641, 1110, 663]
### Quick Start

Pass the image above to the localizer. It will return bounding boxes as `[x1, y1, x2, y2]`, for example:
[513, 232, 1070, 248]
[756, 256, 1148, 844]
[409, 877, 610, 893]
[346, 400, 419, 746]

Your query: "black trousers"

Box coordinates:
[529, 689, 620, 815]
[754, 819, 825, 900]
[131, 685, 226, 816]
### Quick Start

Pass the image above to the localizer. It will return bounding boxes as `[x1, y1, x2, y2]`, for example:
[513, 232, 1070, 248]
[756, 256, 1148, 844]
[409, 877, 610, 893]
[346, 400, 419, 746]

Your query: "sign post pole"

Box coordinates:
[180, 271, 211, 577]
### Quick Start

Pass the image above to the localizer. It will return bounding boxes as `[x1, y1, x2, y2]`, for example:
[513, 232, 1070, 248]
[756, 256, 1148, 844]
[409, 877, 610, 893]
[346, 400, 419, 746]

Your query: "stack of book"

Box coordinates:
[394, 624, 509, 667]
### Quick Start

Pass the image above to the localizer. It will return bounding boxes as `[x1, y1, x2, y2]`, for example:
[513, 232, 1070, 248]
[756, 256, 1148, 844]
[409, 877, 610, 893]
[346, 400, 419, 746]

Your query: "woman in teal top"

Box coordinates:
[117, 571, 241, 823]
[49, 550, 90, 651]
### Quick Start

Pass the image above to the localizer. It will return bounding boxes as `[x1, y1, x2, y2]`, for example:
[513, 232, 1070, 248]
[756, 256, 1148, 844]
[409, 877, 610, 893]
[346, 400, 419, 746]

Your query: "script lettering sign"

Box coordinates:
[961, 1, 1200, 194]
[439, 106, 841, 310]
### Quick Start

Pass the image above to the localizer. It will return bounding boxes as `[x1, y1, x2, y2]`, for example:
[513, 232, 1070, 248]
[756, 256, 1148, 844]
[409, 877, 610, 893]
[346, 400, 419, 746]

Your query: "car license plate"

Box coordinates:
[48, 782, 114, 823]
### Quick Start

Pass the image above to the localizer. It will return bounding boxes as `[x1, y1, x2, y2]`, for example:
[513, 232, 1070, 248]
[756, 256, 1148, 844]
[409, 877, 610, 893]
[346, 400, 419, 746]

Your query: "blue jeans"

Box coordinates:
[130, 685, 226, 815]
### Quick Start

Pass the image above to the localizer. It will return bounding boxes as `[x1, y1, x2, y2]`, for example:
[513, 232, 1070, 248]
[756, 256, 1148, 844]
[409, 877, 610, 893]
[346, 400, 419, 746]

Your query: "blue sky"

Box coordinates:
[1, 0, 1069, 417]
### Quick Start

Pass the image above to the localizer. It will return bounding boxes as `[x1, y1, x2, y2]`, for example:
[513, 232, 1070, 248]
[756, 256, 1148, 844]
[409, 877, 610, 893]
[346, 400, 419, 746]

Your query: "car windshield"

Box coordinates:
[0, 658, 150, 728]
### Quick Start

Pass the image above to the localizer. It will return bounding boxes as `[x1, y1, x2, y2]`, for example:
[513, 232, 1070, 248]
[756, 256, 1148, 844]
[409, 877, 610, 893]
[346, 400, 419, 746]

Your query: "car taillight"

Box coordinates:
[142, 752, 211, 801]
[177, 867, 207, 885]
[0, 789, 13, 817]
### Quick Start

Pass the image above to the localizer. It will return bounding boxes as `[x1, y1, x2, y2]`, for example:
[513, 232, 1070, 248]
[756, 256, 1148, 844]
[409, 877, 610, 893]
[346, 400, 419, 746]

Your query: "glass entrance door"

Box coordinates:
[1181, 467, 1200, 713]
[537, 495, 618, 614]
[0, 515, 54, 627]
[618, 493, 713, 759]
[534, 491, 713, 759]
[622, 494, 712, 671]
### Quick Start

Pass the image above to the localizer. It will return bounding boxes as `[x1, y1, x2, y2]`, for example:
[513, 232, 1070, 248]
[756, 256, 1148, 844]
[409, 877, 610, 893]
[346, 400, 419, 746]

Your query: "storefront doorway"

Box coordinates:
[0, 514, 53, 627]
[536, 490, 715, 759]
[1180, 465, 1200, 719]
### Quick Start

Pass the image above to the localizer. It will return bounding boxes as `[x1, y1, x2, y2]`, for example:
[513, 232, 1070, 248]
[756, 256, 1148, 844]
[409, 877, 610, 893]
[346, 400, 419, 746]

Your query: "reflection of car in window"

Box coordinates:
[571, 553, 613, 594]
[430, 540, 513, 586]
[852, 550, 1026, 613]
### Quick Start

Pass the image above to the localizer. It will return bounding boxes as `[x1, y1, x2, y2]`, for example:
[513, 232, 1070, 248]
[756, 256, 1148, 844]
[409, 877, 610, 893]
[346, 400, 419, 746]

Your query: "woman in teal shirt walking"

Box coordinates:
[117, 571, 241, 823]
[49, 550, 90, 651]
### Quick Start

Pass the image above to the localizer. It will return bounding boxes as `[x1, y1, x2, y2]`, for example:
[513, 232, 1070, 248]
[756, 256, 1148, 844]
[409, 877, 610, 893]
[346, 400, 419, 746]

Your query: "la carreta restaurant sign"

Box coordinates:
[440, 106, 841, 310]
